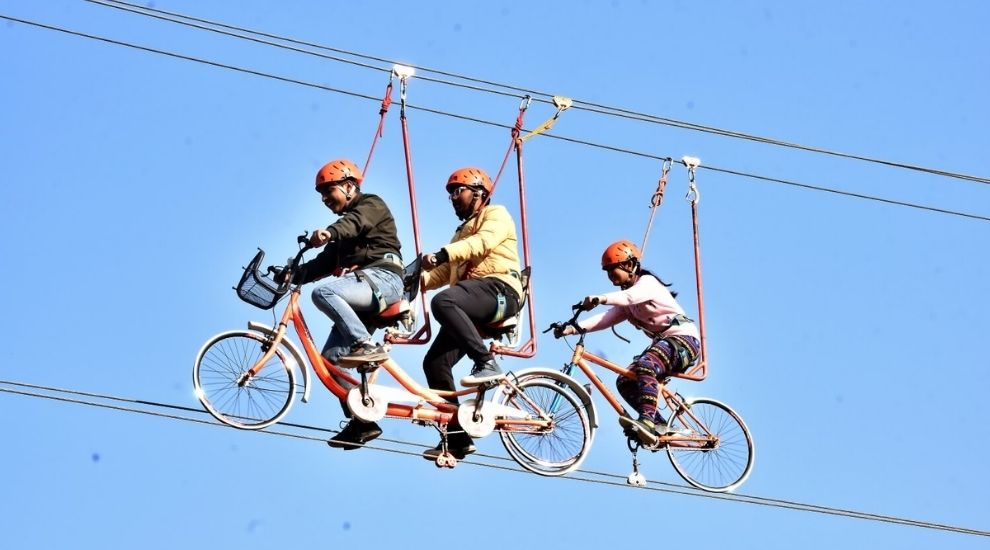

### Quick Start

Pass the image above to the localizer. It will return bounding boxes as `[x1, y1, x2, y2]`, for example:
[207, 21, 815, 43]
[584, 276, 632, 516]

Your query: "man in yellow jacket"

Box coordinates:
[420, 167, 524, 459]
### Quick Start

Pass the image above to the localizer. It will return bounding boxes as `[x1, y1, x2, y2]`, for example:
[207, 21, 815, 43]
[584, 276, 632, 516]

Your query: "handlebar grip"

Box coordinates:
[297, 231, 310, 245]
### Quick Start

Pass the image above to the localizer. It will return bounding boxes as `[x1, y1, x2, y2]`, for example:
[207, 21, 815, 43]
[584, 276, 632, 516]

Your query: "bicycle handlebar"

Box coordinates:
[263, 232, 317, 290]
[544, 299, 597, 339]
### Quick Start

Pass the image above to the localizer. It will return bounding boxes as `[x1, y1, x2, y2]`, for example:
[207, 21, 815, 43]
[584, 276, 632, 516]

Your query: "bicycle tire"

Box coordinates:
[497, 378, 592, 477]
[665, 397, 754, 492]
[193, 330, 296, 429]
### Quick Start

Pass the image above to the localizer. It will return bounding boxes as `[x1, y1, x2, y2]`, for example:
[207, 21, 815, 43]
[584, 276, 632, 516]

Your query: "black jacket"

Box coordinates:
[297, 192, 402, 284]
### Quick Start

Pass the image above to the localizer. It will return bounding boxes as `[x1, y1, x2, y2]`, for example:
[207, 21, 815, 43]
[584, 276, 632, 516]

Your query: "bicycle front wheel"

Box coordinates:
[666, 397, 754, 492]
[193, 330, 296, 429]
[497, 378, 592, 477]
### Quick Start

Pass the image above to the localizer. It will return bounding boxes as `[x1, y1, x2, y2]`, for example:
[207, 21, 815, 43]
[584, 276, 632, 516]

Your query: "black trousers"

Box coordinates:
[423, 277, 519, 404]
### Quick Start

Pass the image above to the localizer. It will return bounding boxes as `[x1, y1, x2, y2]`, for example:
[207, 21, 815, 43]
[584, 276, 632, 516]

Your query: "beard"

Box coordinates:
[453, 202, 474, 220]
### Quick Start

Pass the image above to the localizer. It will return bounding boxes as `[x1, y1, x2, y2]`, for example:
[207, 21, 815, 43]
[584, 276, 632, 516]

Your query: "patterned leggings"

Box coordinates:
[616, 335, 700, 422]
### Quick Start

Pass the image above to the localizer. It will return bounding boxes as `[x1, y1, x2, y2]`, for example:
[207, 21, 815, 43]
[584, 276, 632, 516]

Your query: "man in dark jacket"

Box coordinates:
[293, 158, 404, 449]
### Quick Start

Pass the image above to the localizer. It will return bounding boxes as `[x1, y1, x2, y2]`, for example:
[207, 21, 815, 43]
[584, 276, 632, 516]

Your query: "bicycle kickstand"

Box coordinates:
[627, 442, 647, 487]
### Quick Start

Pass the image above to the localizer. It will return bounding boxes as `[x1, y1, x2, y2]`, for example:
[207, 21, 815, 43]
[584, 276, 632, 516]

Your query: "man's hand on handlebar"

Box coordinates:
[271, 265, 291, 285]
[308, 228, 333, 248]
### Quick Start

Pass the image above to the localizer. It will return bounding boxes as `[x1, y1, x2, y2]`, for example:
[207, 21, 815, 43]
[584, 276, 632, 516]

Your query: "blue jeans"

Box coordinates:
[311, 267, 403, 362]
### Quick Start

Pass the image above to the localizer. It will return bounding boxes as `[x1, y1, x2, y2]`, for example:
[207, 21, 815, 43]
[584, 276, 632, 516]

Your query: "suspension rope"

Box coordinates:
[2, 379, 987, 537]
[84, 0, 990, 186]
[3, 14, 988, 223]
[490, 95, 530, 196]
[361, 75, 393, 178]
[639, 157, 673, 260]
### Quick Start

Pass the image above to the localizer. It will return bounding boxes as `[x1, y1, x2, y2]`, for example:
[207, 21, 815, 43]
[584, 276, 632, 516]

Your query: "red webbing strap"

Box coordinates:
[688, 196, 707, 379]
[677, 162, 707, 381]
[362, 79, 394, 178]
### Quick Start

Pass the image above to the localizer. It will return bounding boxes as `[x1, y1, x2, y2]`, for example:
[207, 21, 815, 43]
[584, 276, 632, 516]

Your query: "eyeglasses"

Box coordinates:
[448, 185, 471, 199]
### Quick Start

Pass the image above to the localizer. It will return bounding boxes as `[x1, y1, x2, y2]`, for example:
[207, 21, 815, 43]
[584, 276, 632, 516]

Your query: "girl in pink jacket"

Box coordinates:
[557, 240, 700, 445]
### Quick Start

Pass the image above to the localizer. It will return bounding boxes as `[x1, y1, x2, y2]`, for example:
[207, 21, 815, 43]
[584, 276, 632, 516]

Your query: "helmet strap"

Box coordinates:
[619, 260, 640, 289]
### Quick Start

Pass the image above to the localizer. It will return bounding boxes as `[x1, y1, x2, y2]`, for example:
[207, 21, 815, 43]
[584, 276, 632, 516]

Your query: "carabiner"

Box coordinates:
[519, 94, 532, 112]
[393, 64, 415, 114]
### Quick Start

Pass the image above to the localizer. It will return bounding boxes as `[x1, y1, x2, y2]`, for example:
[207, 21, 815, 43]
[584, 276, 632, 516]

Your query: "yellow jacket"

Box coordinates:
[423, 204, 523, 299]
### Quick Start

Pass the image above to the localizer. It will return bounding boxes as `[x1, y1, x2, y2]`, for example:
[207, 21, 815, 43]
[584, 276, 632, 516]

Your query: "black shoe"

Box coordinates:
[327, 420, 382, 450]
[460, 359, 505, 386]
[338, 342, 389, 364]
[421, 436, 476, 461]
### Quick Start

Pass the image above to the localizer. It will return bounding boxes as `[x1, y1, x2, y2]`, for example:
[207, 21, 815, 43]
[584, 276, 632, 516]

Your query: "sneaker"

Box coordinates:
[421, 439, 477, 461]
[327, 420, 382, 450]
[618, 416, 659, 447]
[338, 341, 389, 364]
[460, 359, 505, 386]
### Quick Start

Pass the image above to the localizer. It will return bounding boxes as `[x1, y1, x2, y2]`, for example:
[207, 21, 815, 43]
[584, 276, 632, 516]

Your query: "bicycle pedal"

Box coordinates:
[357, 363, 380, 373]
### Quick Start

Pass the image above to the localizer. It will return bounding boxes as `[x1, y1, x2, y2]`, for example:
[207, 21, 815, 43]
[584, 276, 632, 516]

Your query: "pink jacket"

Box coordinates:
[579, 273, 699, 340]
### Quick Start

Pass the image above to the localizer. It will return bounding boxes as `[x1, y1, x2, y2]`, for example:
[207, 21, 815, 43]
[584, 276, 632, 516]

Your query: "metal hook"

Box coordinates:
[681, 156, 701, 204]
[519, 94, 532, 111]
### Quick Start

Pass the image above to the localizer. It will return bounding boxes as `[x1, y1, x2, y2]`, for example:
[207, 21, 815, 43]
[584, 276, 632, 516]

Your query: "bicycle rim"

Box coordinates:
[498, 378, 591, 477]
[666, 397, 754, 492]
[193, 331, 296, 429]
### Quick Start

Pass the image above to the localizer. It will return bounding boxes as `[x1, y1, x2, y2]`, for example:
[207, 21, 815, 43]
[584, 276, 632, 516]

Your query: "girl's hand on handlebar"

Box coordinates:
[308, 229, 332, 248]
[580, 295, 605, 311]
[555, 324, 578, 338]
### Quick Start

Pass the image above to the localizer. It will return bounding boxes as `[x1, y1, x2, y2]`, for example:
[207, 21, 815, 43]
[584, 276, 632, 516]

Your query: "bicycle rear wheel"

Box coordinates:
[497, 378, 592, 477]
[666, 397, 754, 492]
[193, 330, 296, 429]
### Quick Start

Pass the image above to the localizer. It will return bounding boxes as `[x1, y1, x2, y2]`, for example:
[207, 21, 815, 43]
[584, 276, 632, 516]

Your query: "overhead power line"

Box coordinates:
[2, 14, 988, 223]
[88, 0, 990, 186]
[1, 378, 988, 538]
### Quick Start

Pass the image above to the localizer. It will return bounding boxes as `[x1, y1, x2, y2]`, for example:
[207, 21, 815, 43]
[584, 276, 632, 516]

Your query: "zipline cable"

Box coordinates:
[85, 0, 990, 186]
[1, 379, 987, 538]
[2, 14, 988, 223]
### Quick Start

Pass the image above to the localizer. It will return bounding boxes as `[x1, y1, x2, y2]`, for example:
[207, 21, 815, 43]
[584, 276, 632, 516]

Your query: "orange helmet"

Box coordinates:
[446, 167, 493, 194]
[601, 240, 641, 269]
[315, 159, 363, 189]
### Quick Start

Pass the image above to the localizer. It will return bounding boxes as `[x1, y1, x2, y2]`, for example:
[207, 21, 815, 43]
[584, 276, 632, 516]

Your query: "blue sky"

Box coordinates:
[2, 1, 988, 548]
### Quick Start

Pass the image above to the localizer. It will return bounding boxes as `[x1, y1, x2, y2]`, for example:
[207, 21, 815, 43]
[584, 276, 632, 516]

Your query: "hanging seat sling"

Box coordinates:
[348, 65, 433, 345]
[636, 156, 709, 381]
[480, 95, 571, 359]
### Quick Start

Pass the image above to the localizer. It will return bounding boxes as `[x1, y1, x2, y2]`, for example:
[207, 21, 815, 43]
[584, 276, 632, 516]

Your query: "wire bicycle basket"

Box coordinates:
[235, 249, 288, 310]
